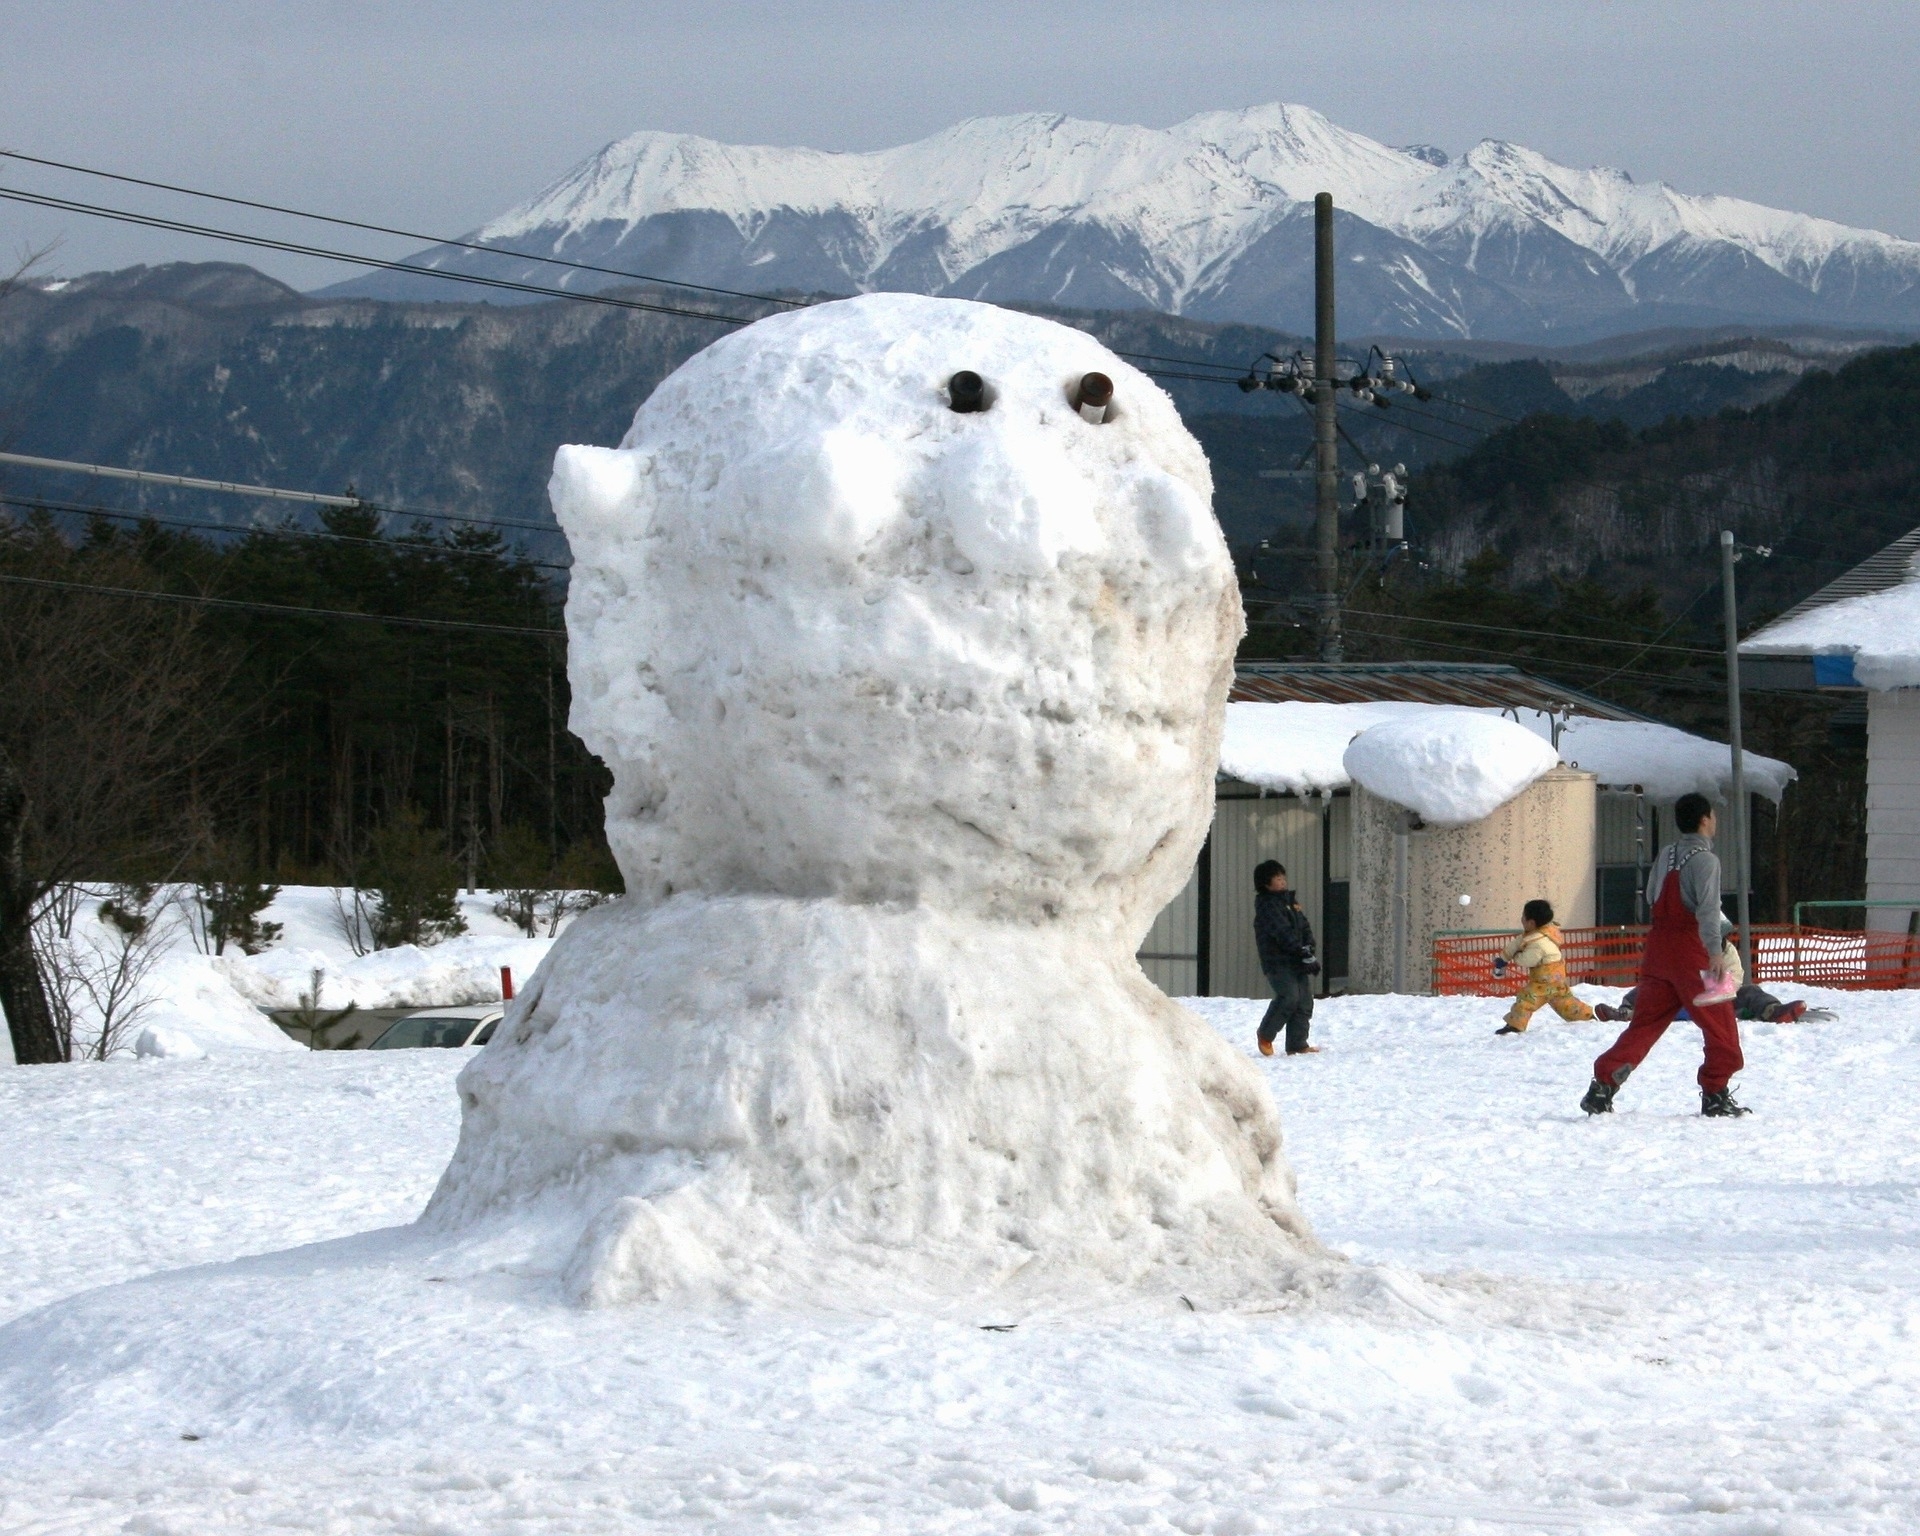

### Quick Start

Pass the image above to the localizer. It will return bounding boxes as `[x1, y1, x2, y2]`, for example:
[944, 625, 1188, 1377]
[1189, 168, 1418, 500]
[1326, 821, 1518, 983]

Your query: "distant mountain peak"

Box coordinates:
[329, 105, 1920, 343]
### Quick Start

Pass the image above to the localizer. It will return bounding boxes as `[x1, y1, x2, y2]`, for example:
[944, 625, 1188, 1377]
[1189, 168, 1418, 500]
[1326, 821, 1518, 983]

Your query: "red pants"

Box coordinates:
[1593, 973, 1744, 1093]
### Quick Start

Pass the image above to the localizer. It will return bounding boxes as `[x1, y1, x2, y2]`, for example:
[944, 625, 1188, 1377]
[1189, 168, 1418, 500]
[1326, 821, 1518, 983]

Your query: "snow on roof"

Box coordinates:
[1741, 567, 1920, 690]
[1221, 700, 1470, 798]
[1554, 715, 1794, 805]
[1220, 700, 1795, 813]
[1343, 712, 1561, 827]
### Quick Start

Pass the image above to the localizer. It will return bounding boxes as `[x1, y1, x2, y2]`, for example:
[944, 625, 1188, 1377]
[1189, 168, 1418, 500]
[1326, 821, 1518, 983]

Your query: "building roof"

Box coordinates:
[1230, 661, 1650, 721]
[1762, 525, 1920, 627]
[1218, 671, 1796, 809]
[1741, 525, 1920, 690]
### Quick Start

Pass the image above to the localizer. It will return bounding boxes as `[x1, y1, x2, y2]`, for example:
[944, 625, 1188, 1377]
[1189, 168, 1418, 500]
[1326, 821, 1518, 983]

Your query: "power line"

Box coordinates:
[1166, 343, 1898, 563]
[0, 186, 766, 327]
[1579, 579, 1724, 690]
[0, 571, 564, 637]
[1108, 349, 1253, 375]
[1, 148, 1332, 389]
[1336, 393, 1900, 568]
[1239, 609, 1718, 694]
[1421, 391, 1523, 423]
[0, 494, 571, 571]
[11, 162, 1898, 591]
[1239, 594, 1721, 658]
[0, 148, 807, 312]
[1326, 620, 1740, 697]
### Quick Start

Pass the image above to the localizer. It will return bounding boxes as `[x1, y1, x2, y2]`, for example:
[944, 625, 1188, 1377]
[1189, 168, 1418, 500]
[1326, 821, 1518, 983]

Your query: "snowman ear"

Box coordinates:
[550, 444, 655, 571]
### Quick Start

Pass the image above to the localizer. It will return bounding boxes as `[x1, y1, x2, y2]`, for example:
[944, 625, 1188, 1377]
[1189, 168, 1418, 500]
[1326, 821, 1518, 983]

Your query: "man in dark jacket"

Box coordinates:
[1252, 859, 1320, 1057]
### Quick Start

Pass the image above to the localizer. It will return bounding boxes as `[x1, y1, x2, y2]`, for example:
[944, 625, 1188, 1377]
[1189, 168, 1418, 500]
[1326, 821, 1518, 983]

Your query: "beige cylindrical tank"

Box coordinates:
[1348, 766, 1598, 994]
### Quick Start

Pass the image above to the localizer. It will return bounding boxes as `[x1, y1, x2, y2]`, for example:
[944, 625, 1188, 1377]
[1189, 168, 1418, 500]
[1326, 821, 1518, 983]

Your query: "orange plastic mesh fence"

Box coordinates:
[1431, 925, 1920, 995]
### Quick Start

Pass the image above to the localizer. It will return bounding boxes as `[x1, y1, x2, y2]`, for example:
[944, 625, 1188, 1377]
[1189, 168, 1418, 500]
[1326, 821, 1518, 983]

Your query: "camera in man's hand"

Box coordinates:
[1299, 949, 1321, 977]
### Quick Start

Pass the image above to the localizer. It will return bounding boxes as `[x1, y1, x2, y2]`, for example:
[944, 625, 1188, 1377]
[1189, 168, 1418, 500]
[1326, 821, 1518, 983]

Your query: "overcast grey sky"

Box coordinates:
[5, 0, 1917, 290]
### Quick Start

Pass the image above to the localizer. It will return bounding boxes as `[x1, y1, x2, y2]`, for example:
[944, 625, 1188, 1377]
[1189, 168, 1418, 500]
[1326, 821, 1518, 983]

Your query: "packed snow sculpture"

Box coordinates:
[424, 293, 1317, 1306]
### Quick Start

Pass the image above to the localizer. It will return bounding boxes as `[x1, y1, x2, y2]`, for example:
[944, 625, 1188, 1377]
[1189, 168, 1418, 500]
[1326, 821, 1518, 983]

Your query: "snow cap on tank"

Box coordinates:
[1343, 713, 1560, 827]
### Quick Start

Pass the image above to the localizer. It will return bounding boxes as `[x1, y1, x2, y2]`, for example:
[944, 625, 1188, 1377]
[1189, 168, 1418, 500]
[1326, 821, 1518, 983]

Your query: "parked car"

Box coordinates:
[367, 1006, 505, 1050]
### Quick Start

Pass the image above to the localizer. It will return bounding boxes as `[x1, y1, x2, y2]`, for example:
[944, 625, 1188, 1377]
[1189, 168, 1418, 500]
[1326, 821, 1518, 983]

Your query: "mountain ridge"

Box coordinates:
[5, 260, 1896, 558]
[323, 104, 1920, 341]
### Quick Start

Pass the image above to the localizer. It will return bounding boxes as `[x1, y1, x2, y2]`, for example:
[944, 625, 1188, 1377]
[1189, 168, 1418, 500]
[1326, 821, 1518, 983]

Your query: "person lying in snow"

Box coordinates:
[1594, 918, 1809, 1024]
[1252, 859, 1320, 1057]
[1492, 899, 1596, 1036]
[1582, 792, 1751, 1118]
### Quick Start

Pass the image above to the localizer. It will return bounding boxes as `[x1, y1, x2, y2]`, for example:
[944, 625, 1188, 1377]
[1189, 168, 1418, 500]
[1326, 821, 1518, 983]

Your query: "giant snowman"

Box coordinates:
[424, 294, 1321, 1307]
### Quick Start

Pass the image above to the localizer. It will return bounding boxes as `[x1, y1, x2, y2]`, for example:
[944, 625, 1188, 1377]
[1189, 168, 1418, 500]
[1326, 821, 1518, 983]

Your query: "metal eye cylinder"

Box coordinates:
[947, 371, 987, 413]
[1073, 371, 1113, 423]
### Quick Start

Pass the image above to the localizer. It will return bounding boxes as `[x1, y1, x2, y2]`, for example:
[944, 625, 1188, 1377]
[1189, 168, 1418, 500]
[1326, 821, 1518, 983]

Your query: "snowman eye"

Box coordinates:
[1072, 372, 1113, 424]
[947, 371, 989, 414]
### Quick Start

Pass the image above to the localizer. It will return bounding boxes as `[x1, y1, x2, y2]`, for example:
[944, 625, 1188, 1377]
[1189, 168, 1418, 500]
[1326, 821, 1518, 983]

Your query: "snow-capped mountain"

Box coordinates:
[329, 105, 1920, 340]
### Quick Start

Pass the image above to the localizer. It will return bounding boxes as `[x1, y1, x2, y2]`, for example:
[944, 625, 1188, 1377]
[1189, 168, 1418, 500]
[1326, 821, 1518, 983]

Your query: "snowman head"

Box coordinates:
[553, 293, 1241, 935]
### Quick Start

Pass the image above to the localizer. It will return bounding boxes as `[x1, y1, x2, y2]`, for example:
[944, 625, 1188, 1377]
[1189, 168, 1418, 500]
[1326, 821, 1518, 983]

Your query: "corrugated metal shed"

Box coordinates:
[1229, 661, 1648, 721]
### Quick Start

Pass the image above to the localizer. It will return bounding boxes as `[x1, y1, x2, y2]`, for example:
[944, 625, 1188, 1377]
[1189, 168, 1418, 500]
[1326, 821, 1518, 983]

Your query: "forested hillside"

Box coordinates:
[1, 263, 1853, 553]
[1237, 346, 1920, 922]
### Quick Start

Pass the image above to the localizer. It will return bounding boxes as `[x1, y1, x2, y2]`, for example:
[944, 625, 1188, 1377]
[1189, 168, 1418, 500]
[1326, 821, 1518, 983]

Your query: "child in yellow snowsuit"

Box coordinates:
[1494, 899, 1596, 1036]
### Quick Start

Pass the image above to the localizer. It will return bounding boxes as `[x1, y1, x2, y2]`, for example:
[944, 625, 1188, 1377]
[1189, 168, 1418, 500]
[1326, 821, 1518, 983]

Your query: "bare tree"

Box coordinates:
[33, 884, 171, 1059]
[0, 240, 57, 314]
[0, 531, 229, 1063]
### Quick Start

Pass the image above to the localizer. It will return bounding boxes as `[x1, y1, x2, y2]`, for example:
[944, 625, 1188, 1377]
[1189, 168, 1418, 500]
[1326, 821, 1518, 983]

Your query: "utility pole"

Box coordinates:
[1313, 192, 1342, 661]
[1720, 529, 1752, 971]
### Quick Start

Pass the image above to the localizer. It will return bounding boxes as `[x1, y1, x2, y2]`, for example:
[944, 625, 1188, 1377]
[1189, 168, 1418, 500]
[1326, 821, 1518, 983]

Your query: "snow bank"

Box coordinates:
[134, 1025, 206, 1060]
[133, 951, 302, 1055]
[1741, 575, 1920, 690]
[226, 933, 555, 1012]
[429, 293, 1317, 1307]
[1343, 713, 1560, 827]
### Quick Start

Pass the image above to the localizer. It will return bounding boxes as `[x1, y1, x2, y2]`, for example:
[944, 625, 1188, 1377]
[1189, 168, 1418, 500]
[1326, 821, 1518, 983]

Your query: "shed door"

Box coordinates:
[1207, 792, 1329, 1001]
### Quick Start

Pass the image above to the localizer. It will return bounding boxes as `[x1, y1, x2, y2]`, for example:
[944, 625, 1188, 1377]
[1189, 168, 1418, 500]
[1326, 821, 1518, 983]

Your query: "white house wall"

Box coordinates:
[1866, 690, 1920, 930]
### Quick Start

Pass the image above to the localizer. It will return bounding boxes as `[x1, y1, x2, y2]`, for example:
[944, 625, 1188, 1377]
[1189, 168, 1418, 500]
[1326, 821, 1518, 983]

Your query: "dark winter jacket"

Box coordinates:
[1254, 889, 1316, 975]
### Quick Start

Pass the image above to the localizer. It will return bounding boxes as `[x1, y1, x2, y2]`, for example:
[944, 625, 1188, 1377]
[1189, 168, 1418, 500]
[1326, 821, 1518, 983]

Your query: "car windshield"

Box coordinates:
[371, 1016, 475, 1050]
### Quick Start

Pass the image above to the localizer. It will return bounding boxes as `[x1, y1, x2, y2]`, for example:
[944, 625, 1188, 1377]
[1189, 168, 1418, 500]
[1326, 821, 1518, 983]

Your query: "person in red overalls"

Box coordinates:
[1581, 792, 1751, 1117]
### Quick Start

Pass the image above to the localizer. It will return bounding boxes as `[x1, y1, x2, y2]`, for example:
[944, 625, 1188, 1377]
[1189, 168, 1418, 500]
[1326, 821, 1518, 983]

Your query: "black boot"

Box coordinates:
[1701, 1088, 1752, 1117]
[1579, 1078, 1617, 1115]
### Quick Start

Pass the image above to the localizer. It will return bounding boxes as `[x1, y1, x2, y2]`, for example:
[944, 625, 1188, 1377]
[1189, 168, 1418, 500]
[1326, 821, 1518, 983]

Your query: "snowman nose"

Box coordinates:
[947, 371, 987, 413]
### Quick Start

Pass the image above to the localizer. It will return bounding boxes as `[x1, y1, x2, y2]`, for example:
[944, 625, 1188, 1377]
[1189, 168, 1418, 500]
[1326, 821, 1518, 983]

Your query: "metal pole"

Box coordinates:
[0, 449, 361, 508]
[1313, 192, 1342, 662]
[1392, 814, 1409, 994]
[1721, 530, 1752, 972]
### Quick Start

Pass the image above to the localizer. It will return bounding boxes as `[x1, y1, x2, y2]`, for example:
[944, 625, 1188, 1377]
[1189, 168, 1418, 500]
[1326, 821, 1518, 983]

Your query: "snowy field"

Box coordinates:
[7, 983, 1912, 1536]
[3, 985, 1918, 1534]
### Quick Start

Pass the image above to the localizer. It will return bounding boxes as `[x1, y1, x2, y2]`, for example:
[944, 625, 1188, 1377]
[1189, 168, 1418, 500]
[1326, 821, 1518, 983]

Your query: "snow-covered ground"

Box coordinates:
[3, 984, 1916, 1533]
